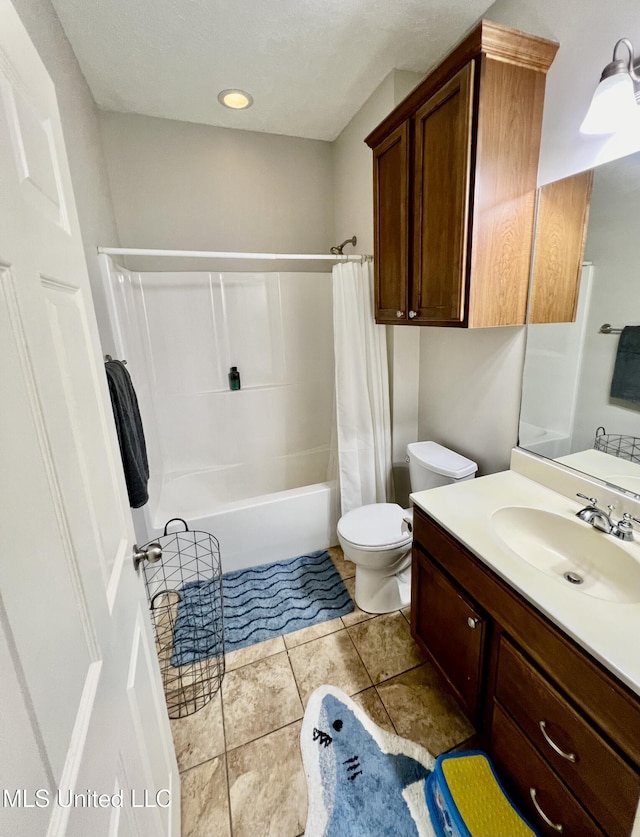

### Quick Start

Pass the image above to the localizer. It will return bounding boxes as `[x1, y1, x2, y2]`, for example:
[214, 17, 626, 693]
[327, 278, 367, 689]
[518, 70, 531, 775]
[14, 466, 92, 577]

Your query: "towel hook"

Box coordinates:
[104, 354, 127, 364]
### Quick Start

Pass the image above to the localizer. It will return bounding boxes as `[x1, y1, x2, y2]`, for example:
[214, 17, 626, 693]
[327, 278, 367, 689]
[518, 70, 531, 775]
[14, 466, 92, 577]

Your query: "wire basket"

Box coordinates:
[593, 426, 640, 465]
[139, 518, 225, 719]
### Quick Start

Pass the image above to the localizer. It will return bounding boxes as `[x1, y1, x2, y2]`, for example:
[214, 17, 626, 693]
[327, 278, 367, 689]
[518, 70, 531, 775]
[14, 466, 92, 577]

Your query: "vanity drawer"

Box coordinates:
[495, 636, 639, 837]
[491, 703, 605, 837]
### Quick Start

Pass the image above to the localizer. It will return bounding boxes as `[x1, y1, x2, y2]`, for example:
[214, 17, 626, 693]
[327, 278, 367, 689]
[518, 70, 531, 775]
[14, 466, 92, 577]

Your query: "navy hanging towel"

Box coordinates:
[105, 359, 149, 508]
[610, 326, 640, 404]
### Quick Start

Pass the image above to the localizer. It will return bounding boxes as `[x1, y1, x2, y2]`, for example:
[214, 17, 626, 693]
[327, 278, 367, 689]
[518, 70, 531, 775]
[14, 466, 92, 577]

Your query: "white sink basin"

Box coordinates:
[491, 507, 640, 603]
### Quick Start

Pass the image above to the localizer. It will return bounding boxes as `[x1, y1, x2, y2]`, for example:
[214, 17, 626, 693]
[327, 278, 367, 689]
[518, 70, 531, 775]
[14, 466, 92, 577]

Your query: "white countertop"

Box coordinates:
[411, 469, 640, 697]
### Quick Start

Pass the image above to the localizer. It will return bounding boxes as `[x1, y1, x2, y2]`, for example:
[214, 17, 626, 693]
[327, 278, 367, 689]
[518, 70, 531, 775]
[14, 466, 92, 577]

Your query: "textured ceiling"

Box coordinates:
[49, 0, 491, 140]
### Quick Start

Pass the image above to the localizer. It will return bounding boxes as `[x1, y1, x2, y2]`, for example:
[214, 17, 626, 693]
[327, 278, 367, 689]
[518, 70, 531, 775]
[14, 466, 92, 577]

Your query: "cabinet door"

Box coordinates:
[372, 121, 410, 323]
[411, 62, 474, 324]
[413, 548, 485, 721]
[529, 169, 593, 323]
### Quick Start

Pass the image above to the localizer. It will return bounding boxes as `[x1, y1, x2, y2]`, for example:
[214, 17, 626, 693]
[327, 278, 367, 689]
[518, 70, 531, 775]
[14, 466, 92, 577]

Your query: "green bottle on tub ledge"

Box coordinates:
[229, 366, 241, 390]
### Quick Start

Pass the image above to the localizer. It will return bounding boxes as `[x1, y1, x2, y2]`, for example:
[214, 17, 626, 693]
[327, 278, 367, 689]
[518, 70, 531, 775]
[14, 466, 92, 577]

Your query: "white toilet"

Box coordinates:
[337, 441, 478, 614]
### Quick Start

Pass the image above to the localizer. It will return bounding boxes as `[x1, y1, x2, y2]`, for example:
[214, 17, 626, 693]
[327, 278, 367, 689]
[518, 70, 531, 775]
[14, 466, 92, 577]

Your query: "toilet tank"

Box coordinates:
[406, 441, 478, 491]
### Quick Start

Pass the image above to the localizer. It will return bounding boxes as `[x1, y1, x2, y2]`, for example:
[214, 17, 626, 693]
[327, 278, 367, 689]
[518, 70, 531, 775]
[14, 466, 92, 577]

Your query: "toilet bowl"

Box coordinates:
[337, 503, 413, 614]
[337, 442, 477, 614]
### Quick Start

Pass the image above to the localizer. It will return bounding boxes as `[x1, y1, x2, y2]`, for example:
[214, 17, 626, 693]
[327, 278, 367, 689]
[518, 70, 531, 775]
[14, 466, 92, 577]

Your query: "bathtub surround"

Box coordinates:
[222, 551, 353, 653]
[332, 260, 393, 515]
[301, 685, 434, 837]
[101, 256, 338, 569]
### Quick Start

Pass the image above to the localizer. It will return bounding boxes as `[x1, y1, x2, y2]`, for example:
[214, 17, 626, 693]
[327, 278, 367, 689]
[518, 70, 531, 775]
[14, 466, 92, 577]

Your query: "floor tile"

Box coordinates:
[225, 635, 286, 672]
[228, 721, 306, 837]
[288, 629, 372, 706]
[347, 611, 423, 683]
[181, 754, 230, 837]
[222, 651, 303, 750]
[351, 687, 396, 734]
[283, 617, 344, 649]
[171, 691, 225, 772]
[376, 663, 474, 756]
[339, 576, 376, 627]
[328, 545, 355, 580]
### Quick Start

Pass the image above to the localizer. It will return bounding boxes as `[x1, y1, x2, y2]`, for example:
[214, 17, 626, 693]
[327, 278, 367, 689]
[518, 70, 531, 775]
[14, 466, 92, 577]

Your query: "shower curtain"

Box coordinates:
[332, 260, 393, 515]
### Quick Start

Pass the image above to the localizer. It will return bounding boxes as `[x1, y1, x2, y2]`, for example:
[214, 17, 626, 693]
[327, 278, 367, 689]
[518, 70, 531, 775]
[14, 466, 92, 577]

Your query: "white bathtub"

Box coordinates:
[143, 451, 339, 572]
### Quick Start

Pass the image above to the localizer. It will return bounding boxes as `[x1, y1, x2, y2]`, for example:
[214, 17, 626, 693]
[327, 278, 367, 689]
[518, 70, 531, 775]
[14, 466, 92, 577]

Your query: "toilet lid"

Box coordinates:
[338, 503, 412, 549]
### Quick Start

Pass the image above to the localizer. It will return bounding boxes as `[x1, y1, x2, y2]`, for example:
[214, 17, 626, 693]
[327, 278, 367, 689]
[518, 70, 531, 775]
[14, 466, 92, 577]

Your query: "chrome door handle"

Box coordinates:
[538, 720, 576, 762]
[529, 788, 563, 832]
[133, 542, 162, 571]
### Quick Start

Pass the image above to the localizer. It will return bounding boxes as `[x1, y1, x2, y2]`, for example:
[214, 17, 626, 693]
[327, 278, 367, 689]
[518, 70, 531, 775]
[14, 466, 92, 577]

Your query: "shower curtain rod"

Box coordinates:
[98, 247, 373, 261]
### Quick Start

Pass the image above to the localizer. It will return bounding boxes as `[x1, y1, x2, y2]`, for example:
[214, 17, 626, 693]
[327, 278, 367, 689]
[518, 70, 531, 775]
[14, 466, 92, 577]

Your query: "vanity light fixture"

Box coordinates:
[217, 89, 254, 110]
[580, 38, 640, 134]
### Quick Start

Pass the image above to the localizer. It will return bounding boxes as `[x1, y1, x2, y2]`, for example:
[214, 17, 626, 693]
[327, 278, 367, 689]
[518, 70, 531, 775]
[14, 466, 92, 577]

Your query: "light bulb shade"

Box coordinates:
[217, 89, 253, 110]
[580, 72, 638, 134]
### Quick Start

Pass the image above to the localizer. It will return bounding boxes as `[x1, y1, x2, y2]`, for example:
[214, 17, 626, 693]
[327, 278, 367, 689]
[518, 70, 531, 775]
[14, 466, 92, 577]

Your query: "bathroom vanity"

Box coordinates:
[410, 464, 640, 836]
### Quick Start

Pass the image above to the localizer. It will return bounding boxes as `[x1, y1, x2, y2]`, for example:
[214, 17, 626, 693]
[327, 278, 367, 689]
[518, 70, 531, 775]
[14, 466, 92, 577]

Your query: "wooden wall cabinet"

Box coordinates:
[411, 506, 640, 837]
[529, 169, 594, 323]
[366, 21, 558, 327]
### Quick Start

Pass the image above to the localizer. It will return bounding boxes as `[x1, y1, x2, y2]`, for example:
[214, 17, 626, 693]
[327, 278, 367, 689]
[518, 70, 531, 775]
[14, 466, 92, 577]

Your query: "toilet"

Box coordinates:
[337, 442, 478, 614]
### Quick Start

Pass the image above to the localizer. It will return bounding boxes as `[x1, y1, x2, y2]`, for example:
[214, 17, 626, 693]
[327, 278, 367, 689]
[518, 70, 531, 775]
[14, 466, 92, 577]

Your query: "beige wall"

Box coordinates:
[99, 112, 334, 270]
[11, 0, 120, 348]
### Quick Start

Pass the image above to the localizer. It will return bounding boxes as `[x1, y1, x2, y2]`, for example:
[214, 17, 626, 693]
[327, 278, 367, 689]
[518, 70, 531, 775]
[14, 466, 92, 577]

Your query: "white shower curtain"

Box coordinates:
[332, 260, 393, 515]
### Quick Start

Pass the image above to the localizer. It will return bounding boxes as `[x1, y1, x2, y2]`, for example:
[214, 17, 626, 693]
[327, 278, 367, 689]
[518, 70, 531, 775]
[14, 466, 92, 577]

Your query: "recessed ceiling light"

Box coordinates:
[218, 89, 254, 110]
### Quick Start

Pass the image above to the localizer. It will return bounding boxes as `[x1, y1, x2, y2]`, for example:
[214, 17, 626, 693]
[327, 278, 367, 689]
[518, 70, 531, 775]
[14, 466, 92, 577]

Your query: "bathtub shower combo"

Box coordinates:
[100, 250, 347, 571]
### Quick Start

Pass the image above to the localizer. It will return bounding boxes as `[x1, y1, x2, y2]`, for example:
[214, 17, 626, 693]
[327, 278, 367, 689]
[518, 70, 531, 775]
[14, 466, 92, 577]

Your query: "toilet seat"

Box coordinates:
[337, 503, 412, 551]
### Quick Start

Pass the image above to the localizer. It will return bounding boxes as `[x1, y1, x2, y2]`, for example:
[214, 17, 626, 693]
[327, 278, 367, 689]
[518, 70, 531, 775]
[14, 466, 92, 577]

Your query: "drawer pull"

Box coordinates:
[529, 788, 563, 833]
[539, 720, 577, 763]
[467, 616, 480, 629]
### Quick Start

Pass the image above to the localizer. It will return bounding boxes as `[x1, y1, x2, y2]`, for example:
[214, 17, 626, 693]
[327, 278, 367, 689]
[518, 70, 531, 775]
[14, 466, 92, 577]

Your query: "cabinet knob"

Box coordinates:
[396, 310, 404, 318]
[467, 616, 480, 629]
[408, 310, 417, 319]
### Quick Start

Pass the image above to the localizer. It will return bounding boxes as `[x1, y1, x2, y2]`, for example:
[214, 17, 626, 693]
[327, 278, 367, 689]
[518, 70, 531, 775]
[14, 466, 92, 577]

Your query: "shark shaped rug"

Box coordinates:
[301, 685, 437, 837]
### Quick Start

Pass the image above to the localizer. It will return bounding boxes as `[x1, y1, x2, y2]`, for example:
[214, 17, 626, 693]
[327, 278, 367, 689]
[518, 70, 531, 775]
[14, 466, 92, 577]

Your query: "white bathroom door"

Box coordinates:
[0, 2, 179, 836]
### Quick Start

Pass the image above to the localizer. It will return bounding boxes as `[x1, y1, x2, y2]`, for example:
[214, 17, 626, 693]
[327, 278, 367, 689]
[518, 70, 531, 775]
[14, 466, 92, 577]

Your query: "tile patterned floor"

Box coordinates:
[176, 545, 476, 837]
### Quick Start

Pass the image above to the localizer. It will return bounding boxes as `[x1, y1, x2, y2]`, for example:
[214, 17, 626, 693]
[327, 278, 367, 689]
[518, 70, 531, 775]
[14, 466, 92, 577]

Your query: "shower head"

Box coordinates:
[330, 236, 357, 256]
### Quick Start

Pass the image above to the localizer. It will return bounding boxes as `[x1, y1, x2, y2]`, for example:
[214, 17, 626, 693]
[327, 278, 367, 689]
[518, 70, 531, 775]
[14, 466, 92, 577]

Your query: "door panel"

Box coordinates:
[373, 121, 409, 323]
[0, 2, 178, 833]
[412, 62, 474, 323]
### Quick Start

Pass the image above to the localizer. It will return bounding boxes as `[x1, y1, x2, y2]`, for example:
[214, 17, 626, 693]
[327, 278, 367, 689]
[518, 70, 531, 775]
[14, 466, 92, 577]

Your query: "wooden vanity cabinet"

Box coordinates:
[412, 545, 486, 723]
[411, 505, 640, 837]
[529, 169, 593, 324]
[365, 21, 558, 327]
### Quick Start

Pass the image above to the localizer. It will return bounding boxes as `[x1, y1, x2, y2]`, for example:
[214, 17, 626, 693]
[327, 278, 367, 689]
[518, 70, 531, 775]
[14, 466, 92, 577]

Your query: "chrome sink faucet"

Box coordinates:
[575, 494, 640, 541]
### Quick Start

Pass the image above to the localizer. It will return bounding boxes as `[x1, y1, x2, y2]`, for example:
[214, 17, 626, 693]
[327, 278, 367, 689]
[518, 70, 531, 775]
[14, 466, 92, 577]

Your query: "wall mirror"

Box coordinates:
[519, 149, 640, 497]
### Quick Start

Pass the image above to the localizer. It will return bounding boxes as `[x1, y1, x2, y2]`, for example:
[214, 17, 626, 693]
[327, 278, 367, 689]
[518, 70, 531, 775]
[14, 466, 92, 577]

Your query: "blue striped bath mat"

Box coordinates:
[222, 550, 354, 653]
[170, 550, 354, 664]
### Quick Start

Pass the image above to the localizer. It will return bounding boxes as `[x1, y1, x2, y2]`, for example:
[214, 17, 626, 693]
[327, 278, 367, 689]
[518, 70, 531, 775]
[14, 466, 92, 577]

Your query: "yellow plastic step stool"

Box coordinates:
[425, 751, 537, 837]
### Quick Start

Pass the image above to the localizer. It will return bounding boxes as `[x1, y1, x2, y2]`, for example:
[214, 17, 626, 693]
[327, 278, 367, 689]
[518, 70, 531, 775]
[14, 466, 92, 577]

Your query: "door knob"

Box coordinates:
[467, 616, 480, 629]
[396, 310, 404, 318]
[408, 310, 417, 319]
[133, 542, 162, 571]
